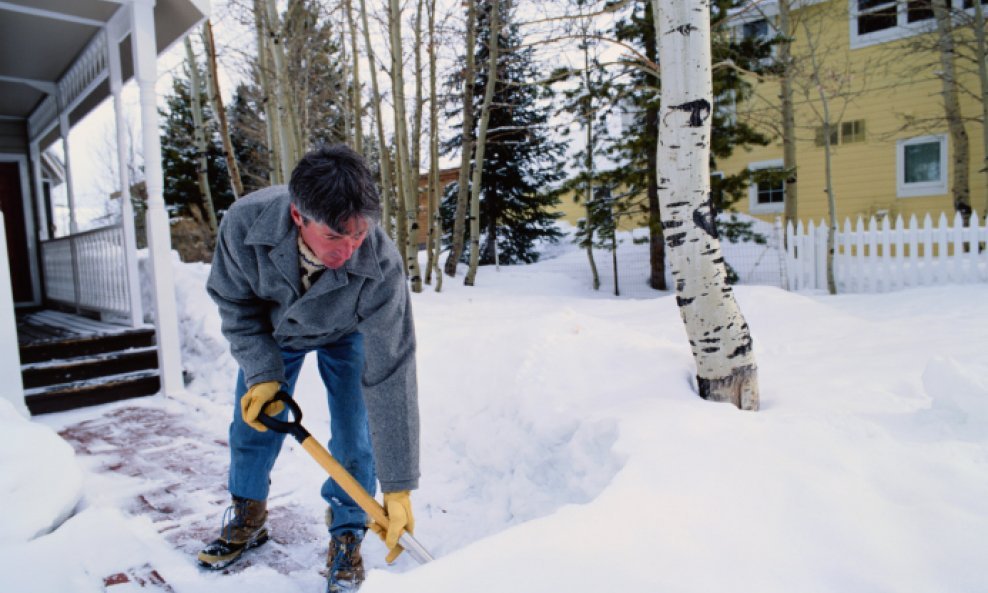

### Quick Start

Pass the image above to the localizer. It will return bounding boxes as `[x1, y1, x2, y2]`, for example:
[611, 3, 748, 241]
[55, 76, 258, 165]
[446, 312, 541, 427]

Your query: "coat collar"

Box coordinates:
[242, 191, 385, 296]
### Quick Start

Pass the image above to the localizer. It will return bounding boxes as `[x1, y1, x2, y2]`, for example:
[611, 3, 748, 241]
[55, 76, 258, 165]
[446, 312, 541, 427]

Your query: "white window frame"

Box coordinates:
[849, 0, 987, 49]
[896, 134, 948, 198]
[748, 159, 785, 214]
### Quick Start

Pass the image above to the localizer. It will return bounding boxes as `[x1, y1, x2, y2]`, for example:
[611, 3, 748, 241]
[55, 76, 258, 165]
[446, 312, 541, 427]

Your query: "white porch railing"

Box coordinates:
[785, 212, 988, 293]
[41, 224, 134, 318]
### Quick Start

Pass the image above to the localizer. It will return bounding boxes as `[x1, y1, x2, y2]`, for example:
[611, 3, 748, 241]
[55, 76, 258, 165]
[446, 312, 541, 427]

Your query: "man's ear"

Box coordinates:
[289, 203, 304, 226]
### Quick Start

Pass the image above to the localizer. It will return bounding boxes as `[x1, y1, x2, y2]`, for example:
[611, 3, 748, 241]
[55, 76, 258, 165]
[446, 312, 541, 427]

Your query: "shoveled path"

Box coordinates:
[58, 405, 329, 589]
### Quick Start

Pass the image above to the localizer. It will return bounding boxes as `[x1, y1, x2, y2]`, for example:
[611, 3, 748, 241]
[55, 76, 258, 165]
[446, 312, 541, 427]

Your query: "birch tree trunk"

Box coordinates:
[582, 30, 601, 291]
[778, 0, 798, 232]
[801, 19, 838, 295]
[932, 0, 972, 222]
[359, 0, 395, 239]
[972, 0, 988, 214]
[253, 1, 283, 184]
[202, 20, 244, 199]
[445, 0, 478, 277]
[346, 0, 364, 154]
[184, 37, 218, 232]
[655, 0, 758, 410]
[425, 0, 441, 287]
[262, 0, 302, 180]
[464, 0, 500, 287]
[413, 0, 425, 190]
[345, 0, 363, 155]
[390, 0, 423, 291]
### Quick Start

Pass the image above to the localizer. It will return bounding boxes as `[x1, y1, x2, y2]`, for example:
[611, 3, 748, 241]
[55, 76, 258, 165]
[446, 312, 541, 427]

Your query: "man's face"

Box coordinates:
[290, 204, 369, 270]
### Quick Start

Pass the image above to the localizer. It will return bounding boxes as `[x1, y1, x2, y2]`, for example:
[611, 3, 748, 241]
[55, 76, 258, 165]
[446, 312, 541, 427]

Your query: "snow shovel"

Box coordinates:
[257, 392, 434, 565]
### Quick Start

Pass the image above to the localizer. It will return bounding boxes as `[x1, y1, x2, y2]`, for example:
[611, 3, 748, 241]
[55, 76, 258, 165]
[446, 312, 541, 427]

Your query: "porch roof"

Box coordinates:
[0, 0, 209, 144]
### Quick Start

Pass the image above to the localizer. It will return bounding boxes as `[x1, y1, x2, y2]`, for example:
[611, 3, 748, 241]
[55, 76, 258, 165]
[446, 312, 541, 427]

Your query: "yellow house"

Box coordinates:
[557, 0, 987, 231]
[718, 0, 988, 226]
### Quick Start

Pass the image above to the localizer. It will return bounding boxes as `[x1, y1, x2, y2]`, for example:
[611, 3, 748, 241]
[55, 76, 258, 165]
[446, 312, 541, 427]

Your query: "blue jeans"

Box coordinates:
[228, 332, 377, 535]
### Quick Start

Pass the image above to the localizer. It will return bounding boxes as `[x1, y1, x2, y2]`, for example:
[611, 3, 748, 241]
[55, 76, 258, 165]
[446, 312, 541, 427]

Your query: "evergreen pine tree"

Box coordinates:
[441, 0, 566, 265]
[159, 67, 234, 218]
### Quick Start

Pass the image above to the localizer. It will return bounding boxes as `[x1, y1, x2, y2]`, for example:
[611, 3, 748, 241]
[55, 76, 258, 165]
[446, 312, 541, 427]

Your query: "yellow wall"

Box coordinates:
[557, 1, 988, 230]
[719, 0, 988, 226]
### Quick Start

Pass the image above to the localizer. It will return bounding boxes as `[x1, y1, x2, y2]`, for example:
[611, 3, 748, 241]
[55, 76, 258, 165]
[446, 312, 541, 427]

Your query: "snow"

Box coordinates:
[2, 236, 987, 593]
[0, 398, 82, 546]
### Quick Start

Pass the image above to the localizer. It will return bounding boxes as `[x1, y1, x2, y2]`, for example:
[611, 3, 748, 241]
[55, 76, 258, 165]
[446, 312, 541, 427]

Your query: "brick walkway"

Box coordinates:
[58, 405, 329, 584]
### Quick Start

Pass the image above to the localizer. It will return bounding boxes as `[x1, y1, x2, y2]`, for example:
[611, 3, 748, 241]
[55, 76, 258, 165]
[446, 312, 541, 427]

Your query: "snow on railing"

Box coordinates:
[41, 224, 133, 318]
[784, 212, 988, 293]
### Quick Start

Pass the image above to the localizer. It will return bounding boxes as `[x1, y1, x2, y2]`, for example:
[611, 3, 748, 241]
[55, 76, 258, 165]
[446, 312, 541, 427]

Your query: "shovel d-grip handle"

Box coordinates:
[258, 392, 310, 441]
[257, 392, 434, 564]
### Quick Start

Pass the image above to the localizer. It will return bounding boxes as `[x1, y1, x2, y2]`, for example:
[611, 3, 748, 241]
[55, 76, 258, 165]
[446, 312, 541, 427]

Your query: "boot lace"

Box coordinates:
[220, 498, 250, 542]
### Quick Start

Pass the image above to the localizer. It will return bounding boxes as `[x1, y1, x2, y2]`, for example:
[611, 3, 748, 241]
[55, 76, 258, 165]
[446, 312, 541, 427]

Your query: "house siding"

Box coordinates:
[718, 0, 987, 226]
[553, 1, 987, 230]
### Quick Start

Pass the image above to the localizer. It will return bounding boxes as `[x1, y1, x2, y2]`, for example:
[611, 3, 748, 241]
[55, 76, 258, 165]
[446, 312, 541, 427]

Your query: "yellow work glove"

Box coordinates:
[240, 381, 283, 432]
[369, 490, 415, 563]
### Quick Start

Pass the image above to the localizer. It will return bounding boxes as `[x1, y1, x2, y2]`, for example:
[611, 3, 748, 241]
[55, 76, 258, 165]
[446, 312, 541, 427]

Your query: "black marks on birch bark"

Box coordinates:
[676, 295, 694, 307]
[666, 232, 687, 248]
[692, 201, 718, 239]
[669, 99, 711, 127]
[669, 24, 699, 36]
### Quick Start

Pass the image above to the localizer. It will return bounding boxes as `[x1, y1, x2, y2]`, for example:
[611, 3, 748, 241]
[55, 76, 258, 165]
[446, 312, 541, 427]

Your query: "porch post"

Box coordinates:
[28, 142, 50, 242]
[57, 110, 78, 235]
[58, 109, 82, 311]
[0, 211, 28, 417]
[131, 0, 185, 396]
[107, 28, 144, 329]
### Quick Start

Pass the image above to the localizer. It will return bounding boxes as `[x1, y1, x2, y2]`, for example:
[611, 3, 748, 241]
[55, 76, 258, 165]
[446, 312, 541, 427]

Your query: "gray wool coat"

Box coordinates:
[206, 186, 419, 492]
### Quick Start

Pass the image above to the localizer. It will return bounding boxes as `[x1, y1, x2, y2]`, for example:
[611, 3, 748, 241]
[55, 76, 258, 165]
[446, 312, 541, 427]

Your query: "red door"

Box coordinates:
[0, 162, 33, 303]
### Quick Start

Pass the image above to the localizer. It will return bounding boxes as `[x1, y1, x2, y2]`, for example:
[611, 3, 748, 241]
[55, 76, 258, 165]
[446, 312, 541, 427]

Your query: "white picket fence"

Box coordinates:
[784, 212, 988, 293]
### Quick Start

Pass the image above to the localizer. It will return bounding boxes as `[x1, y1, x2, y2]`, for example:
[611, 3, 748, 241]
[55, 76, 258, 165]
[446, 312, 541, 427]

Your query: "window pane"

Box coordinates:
[859, 0, 894, 9]
[842, 120, 866, 143]
[904, 142, 941, 183]
[743, 19, 769, 40]
[907, 0, 934, 22]
[859, 9, 897, 33]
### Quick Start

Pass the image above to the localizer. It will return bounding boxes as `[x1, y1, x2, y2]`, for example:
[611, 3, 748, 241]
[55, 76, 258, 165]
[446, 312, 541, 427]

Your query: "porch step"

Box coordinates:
[21, 346, 159, 389]
[24, 370, 161, 415]
[18, 328, 156, 364]
[17, 310, 163, 415]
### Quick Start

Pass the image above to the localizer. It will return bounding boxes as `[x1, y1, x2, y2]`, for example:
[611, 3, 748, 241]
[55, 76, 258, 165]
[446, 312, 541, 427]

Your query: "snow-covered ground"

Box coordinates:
[1, 234, 986, 593]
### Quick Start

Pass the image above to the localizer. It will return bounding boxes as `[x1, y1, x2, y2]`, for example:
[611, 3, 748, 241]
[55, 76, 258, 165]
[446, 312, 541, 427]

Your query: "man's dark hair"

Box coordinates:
[289, 144, 381, 232]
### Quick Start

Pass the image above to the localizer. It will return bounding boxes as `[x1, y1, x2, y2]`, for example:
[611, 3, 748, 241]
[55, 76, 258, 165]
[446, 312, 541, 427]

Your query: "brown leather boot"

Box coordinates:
[197, 496, 269, 570]
[326, 530, 366, 592]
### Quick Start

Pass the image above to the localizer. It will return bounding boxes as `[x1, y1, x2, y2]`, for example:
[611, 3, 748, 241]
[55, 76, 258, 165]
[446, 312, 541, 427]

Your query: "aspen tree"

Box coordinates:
[262, 0, 303, 179]
[253, 0, 285, 184]
[390, 0, 424, 291]
[184, 37, 218, 232]
[345, 0, 363, 155]
[654, 0, 758, 410]
[201, 20, 244, 199]
[425, 0, 442, 287]
[777, 0, 798, 232]
[800, 18, 838, 294]
[974, 0, 988, 212]
[464, 0, 501, 286]
[932, 0, 972, 222]
[445, 0, 479, 277]
[359, 0, 396, 239]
